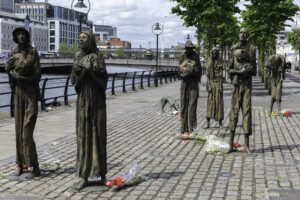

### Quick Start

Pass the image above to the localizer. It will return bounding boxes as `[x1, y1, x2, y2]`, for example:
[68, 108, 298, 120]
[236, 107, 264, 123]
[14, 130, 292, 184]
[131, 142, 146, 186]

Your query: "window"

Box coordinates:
[50, 44, 55, 50]
[50, 38, 55, 43]
[50, 22, 55, 29]
[50, 30, 55, 36]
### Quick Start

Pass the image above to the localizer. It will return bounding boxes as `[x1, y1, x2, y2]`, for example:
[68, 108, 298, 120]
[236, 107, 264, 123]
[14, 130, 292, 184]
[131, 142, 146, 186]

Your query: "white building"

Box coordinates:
[0, 0, 13, 13]
[275, 13, 300, 65]
[275, 31, 297, 63]
[0, 11, 48, 56]
[93, 24, 117, 42]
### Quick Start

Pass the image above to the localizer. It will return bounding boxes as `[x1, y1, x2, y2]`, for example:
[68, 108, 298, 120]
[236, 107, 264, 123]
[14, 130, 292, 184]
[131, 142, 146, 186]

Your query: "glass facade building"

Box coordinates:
[15, 1, 91, 52]
[0, 0, 13, 13]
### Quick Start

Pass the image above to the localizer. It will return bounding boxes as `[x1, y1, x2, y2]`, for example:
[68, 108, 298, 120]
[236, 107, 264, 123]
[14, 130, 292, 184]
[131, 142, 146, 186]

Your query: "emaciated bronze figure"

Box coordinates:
[5, 27, 41, 178]
[205, 47, 224, 128]
[266, 54, 285, 113]
[71, 31, 108, 190]
[227, 28, 257, 153]
[178, 40, 202, 133]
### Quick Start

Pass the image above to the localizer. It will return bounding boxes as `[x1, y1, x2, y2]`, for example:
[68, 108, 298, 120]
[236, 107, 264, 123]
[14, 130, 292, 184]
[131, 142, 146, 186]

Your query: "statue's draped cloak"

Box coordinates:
[6, 46, 41, 167]
[178, 51, 201, 133]
[71, 52, 108, 179]
[206, 57, 224, 121]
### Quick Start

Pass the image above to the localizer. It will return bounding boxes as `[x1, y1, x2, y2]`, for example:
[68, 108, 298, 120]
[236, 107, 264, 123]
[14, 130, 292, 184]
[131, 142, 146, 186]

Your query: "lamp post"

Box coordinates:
[152, 22, 163, 87]
[71, 0, 90, 33]
[185, 34, 191, 41]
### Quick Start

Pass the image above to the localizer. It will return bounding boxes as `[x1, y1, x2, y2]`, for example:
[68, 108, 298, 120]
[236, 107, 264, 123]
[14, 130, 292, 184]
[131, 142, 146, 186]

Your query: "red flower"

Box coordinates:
[106, 176, 125, 187]
[283, 111, 291, 117]
[233, 143, 241, 148]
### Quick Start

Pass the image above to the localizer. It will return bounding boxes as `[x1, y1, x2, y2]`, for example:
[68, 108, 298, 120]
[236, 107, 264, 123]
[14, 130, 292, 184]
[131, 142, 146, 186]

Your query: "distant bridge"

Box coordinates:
[0, 59, 179, 74]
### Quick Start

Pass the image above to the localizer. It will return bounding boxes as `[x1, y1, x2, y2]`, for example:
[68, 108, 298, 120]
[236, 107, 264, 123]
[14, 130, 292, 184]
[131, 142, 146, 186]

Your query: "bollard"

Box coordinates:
[41, 78, 48, 111]
[140, 71, 145, 89]
[122, 72, 127, 93]
[64, 76, 70, 106]
[159, 71, 163, 85]
[111, 73, 117, 95]
[165, 70, 168, 83]
[132, 71, 137, 91]
[148, 70, 152, 87]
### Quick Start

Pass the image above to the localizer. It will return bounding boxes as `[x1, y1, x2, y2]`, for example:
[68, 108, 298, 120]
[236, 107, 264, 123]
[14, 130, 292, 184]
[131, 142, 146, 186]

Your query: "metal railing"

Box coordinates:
[0, 69, 179, 117]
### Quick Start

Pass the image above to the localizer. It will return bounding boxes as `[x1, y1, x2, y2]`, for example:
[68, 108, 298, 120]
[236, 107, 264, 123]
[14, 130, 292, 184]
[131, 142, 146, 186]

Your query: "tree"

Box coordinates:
[69, 44, 79, 55]
[288, 29, 300, 65]
[241, 0, 299, 75]
[115, 48, 125, 58]
[171, 0, 240, 56]
[59, 42, 69, 54]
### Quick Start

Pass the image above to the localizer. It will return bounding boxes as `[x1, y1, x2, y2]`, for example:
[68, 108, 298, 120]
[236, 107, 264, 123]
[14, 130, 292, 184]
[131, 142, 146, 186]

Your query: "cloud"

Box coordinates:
[48, 0, 196, 48]
[48, 0, 300, 47]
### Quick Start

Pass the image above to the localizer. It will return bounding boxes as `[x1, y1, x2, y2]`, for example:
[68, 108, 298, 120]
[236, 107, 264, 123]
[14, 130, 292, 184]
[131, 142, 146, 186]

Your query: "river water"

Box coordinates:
[0, 65, 151, 112]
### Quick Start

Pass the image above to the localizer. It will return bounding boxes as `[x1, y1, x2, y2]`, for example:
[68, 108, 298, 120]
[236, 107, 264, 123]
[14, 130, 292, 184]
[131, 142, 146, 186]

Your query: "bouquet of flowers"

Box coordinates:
[176, 132, 192, 140]
[106, 164, 144, 189]
[176, 133, 208, 144]
[204, 135, 230, 154]
[281, 109, 292, 117]
[41, 158, 63, 171]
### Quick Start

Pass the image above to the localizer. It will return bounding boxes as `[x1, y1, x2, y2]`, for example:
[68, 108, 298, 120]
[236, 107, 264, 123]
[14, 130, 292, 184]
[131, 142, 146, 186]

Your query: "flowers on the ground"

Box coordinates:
[268, 109, 292, 117]
[233, 143, 241, 148]
[106, 164, 144, 190]
[281, 109, 292, 117]
[41, 158, 62, 171]
[106, 176, 125, 187]
[0, 172, 5, 179]
[176, 132, 207, 143]
[204, 135, 230, 154]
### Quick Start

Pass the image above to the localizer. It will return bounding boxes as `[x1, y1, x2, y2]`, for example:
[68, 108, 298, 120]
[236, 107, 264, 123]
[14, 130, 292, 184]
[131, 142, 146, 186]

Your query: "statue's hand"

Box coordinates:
[10, 70, 21, 80]
[78, 59, 91, 70]
[5, 57, 16, 71]
[239, 67, 246, 73]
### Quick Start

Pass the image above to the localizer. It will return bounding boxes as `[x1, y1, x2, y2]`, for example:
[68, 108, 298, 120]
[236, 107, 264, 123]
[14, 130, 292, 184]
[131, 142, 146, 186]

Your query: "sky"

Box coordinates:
[48, 0, 196, 48]
[48, 0, 300, 48]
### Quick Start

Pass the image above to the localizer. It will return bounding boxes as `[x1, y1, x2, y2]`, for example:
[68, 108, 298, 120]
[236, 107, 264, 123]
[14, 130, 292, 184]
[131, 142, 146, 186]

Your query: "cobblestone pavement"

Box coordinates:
[0, 74, 300, 200]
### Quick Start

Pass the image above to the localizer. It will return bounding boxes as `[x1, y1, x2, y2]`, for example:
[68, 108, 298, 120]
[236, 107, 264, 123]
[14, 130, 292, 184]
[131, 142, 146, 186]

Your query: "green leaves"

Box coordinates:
[242, 0, 299, 48]
[241, 0, 299, 72]
[171, 0, 240, 54]
[115, 48, 125, 58]
[288, 29, 300, 62]
[59, 42, 79, 56]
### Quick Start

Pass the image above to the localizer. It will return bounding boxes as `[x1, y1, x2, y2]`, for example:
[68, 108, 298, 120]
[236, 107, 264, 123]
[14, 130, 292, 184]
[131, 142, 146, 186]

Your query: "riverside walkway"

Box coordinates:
[0, 74, 300, 200]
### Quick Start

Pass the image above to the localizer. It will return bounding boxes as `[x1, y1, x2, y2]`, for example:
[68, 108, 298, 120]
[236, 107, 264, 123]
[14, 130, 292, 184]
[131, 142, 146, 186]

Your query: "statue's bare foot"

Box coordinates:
[75, 179, 88, 190]
[25, 167, 41, 179]
[99, 175, 107, 185]
[12, 167, 23, 176]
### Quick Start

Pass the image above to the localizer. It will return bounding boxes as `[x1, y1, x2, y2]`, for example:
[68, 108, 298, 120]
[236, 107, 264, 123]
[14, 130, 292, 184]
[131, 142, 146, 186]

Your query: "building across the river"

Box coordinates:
[0, 11, 48, 56]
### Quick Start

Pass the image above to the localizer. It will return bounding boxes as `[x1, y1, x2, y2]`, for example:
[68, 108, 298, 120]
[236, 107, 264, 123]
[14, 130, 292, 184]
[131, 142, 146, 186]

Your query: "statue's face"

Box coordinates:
[186, 47, 193, 54]
[16, 31, 26, 45]
[212, 50, 219, 59]
[79, 33, 89, 49]
[239, 28, 249, 41]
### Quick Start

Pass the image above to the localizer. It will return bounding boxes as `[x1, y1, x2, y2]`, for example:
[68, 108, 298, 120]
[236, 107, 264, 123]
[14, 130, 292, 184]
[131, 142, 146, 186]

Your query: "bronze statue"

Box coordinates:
[205, 47, 224, 128]
[5, 27, 41, 178]
[178, 40, 202, 133]
[227, 28, 256, 153]
[71, 31, 108, 190]
[266, 54, 285, 113]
